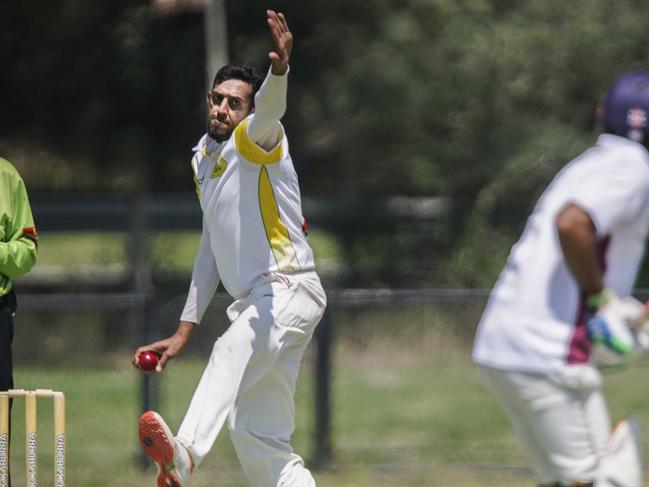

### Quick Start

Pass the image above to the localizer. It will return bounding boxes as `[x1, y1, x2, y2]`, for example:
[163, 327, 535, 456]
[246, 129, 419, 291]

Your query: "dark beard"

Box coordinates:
[207, 119, 233, 142]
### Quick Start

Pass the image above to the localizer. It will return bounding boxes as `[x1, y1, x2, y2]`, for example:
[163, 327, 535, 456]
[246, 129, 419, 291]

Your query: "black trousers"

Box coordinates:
[0, 291, 16, 392]
[0, 291, 15, 487]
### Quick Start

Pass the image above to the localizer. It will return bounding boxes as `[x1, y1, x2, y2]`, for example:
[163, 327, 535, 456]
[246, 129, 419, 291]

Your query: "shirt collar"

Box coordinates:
[596, 133, 648, 154]
[192, 134, 223, 156]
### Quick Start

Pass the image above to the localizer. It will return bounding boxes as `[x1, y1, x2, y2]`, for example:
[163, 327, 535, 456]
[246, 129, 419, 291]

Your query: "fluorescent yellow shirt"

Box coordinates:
[0, 158, 38, 296]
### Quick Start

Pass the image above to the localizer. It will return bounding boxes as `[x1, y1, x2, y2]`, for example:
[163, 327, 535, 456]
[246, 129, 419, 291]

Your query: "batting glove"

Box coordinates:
[586, 290, 643, 355]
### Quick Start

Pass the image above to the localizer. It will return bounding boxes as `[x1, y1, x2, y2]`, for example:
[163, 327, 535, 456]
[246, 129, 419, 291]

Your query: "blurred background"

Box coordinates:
[3, 0, 649, 485]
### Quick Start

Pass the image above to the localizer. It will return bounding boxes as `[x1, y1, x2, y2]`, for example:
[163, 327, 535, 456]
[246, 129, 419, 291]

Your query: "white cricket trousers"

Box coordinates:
[480, 364, 610, 485]
[176, 271, 326, 487]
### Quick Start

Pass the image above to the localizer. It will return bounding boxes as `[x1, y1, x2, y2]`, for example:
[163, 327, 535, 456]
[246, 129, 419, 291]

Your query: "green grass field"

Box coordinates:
[33, 230, 343, 276]
[9, 347, 649, 487]
[12, 230, 649, 485]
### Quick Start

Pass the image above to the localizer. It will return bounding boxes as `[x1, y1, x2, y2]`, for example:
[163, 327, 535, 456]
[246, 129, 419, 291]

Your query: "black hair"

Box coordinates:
[211, 63, 264, 105]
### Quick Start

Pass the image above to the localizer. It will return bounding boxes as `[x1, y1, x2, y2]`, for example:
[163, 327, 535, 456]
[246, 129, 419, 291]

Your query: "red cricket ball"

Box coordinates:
[138, 351, 160, 372]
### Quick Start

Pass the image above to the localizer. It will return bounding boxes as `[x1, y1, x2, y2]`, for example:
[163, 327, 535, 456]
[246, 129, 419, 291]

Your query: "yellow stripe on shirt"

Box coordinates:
[234, 119, 283, 164]
[258, 166, 300, 272]
[191, 153, 201, 197]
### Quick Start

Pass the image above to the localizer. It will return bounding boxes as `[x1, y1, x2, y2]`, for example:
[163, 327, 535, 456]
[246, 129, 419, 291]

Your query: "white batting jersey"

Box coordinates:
[473, 134, 649, 372]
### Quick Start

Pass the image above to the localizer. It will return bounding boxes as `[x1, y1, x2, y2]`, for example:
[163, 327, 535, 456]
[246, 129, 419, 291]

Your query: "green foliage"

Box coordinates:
[5, 0, 649, 285]
[442, 125, 592, 287]
[233, 0, 649, 285]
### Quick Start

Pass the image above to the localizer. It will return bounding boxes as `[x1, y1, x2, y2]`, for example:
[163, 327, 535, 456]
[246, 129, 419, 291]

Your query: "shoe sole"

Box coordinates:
[139, 411, 183, 487]
[156, 463, 182, 487]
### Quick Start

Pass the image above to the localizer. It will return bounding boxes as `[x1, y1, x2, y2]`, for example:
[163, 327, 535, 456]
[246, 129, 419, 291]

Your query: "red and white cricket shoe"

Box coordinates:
[139, 411, 194, 487]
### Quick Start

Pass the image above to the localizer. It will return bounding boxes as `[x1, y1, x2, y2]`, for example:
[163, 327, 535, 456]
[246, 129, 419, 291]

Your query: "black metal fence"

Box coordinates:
[12, 287, 492, 468]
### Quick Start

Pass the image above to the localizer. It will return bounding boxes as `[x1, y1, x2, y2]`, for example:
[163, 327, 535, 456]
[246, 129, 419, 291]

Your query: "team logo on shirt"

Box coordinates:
[211, 157, 227, 179]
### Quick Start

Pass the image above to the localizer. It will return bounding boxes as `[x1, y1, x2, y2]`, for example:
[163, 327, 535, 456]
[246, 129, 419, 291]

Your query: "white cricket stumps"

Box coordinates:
[0, 389, 65, 487]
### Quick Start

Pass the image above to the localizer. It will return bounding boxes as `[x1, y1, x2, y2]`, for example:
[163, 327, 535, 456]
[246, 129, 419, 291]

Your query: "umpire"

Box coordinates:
[0, 156, 37, 394]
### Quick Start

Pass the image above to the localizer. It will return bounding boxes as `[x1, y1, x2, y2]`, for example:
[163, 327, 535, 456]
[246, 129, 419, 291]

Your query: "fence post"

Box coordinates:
[131, 194, 157, 470]
[312, 309, 333, 469]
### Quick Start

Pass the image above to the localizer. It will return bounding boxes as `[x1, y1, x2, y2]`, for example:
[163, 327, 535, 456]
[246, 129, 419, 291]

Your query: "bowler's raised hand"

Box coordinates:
[267, 10, 292, 75]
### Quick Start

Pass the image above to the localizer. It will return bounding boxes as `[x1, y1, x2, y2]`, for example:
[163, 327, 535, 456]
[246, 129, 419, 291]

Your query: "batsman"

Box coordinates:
[133, 10, 326, 487]
[473, 71, 649, 486]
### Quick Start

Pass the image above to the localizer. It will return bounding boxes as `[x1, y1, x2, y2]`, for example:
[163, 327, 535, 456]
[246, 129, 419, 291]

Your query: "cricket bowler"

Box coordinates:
[133, 10, 326, 487]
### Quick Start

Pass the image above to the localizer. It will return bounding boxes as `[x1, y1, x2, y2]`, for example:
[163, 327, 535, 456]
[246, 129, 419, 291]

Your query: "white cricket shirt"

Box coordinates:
[180, 70, 315, 324]
[473, 134, 649, 372]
